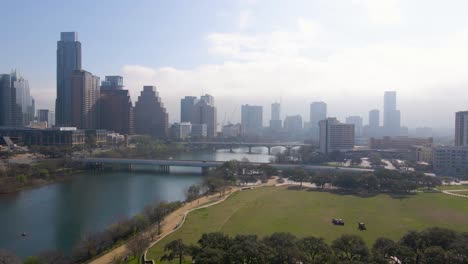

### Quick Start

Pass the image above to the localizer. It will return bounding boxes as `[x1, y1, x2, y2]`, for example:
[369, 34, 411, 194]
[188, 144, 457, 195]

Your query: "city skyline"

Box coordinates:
[3, 1, 468, 129]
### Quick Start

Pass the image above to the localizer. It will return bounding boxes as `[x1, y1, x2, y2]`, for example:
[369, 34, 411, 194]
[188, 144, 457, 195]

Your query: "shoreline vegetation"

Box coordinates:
[1, 147, 467, 263]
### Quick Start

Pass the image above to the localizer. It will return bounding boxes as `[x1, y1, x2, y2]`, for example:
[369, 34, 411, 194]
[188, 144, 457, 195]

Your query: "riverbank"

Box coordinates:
[90, 178, 278, 264]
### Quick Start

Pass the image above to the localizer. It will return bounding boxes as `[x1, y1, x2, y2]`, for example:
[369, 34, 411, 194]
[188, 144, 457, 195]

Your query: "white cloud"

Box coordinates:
[121, 2, 468, 129]
[238, 10, 253, 30]
[354, 0, 401, 25]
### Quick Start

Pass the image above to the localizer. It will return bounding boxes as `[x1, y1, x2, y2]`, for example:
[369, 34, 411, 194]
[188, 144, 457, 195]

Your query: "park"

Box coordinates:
[146, 185, 468, 263]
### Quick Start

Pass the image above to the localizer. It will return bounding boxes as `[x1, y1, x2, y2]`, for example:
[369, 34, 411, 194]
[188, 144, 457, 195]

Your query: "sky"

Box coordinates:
[2, 0, 468, 130]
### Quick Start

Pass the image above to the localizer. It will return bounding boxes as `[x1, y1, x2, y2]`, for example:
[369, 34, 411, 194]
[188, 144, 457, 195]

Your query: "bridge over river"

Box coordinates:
[179, 141, 312, 154]
[76, 157, 374, 174]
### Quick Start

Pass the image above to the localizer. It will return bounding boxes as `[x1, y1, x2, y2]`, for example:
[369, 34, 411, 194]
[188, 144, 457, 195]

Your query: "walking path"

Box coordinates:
[89, 178, 277, 264]
[441, 189, 468, 198]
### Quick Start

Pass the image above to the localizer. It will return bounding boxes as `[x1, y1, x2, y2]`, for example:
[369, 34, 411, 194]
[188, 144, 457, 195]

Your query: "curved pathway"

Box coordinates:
[441, 189, 468, 198]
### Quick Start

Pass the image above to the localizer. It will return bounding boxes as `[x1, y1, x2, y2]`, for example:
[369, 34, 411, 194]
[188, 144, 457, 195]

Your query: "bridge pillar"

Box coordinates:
[201, 167, 210, 176]
[286, 146, 292, 156]
[230, 144, 234, 153]
[267, 146, 271, 155]
[248, 146, 252, 154]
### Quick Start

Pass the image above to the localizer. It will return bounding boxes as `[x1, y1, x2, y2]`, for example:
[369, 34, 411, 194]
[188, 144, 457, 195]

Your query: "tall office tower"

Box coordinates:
[310, 102, 327, 140]
[241, 104, 263, 137]
[455, 111, 468, 146]
[383, 91, 401, 136]
[369, 109, 380, 128]
[319, 118, 355, 154]
[11, 70, 34, 126]
[56, 32, 82, 126]
[269, 102, 282, 130]
[70, 70, 100, 129]
[134, 86, 168, 138]
[346, 116, 363, 138]
[191, 95, 217, 138]
[37, 109, 49, 123]
[48, 111, 56, 127]
[100, 76, 134, 135]
[0, 74, 14, 126]
[284, 115, 303, 134]
[180, 96, 198, 122]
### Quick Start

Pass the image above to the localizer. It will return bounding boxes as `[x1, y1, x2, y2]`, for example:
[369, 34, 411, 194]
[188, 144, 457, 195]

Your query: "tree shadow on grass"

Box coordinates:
[284, 186, 415, 200]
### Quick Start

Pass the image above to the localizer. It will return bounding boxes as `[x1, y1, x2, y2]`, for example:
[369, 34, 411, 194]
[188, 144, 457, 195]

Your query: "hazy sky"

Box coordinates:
[2, 0, 468, 129]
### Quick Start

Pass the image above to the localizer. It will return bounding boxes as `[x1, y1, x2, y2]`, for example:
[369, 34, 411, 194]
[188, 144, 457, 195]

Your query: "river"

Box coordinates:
[0, 147, 276, 258]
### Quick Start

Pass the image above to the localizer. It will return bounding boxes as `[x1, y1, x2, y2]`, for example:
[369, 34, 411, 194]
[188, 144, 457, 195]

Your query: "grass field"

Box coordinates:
[438, 184, 468, 190]
[146, 186, 468, 263]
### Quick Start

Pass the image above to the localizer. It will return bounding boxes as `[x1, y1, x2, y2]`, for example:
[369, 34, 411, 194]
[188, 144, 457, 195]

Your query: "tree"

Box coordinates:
[422, 246, 446, 264]
[331, 234, 369, 263]
[227, 235, 267, 264]
[371, 237, 397, 264]
[399, 230, 427, 264]
[310, 173, 334, 189]
[23, 256, 42, 264]
[263, 232, 301, 264]
[284, 168, 309, 188]
[38, 250, 70, 264]
[0, 250, 20, 264]
[161, 239, 189, 264]
[127, 233, 150, 264]
[297, 236, 331, 264]
[186, 184, 202, 202]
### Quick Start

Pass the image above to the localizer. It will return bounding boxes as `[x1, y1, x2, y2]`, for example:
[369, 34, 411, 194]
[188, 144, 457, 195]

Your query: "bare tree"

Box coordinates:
[0, 250, 20, 264]
[127, 233, 150, 264]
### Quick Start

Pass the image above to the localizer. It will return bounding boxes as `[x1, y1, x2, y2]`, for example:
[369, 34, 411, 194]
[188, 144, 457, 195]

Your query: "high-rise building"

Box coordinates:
[346, 116, 363, 138]
[100, 76, 134, 135]
[48, 111, 55, 127]
[455, 111, 468, 146]
[383, 91, 401, 136]
[180, 96, 198, 123]
[37, 109, 49, 123]
[170, 122, 192, 139]
[56, 32, 82, 126]
[0, 74, 15, 127]
[70, 70, 100, 129]
[310, 102, 327, 140]
[369, 109, 380, 128]
[284, 115, 303, 134]
[270, 102, 282, 130]
[190, 95, 217, 138]
[241, 104, 263, 137]
[319, 118, 355, 154]
[222, 123, 241, 138]
[134, 86, 168, 138]
[11, 70, 34, 126]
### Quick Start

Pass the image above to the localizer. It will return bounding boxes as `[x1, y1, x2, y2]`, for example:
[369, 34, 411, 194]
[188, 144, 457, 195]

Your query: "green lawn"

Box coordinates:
[438, 184, 468, 190]
[146, 186, 468, 263]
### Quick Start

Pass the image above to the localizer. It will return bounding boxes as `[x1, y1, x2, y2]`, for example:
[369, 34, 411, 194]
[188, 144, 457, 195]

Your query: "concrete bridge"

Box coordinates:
[76, 157, 373, 175]
[179, 141, 312, 154]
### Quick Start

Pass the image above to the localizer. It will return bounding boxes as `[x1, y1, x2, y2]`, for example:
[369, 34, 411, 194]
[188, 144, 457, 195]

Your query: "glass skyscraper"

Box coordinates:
[56, 32, 81, 126]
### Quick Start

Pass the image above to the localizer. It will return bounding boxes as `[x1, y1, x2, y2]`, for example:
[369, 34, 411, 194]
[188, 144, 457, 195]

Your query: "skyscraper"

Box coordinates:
[241, 104, 263, 137]
[346, 116, 363, 138]
[369, 109, 380, 128]
[180, 96, 198, 122]
[319, 118, 355, 154]
[37, 109, 49, 123]
[100, 76, 134, 135]
[383, 91, 401, 136]
[455, 111, 468, 146]
[310, 101, 327, 140]
[134, 86, 168, 138]
[70, 70, 100, 129]
[191, 95, 217, 138]
[270, 102, 282, 130]
[11, 70, 34, 126]
[0, 74, 14, 127]
[284, 115, 303, 134]
[56, 32, 82, 126]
